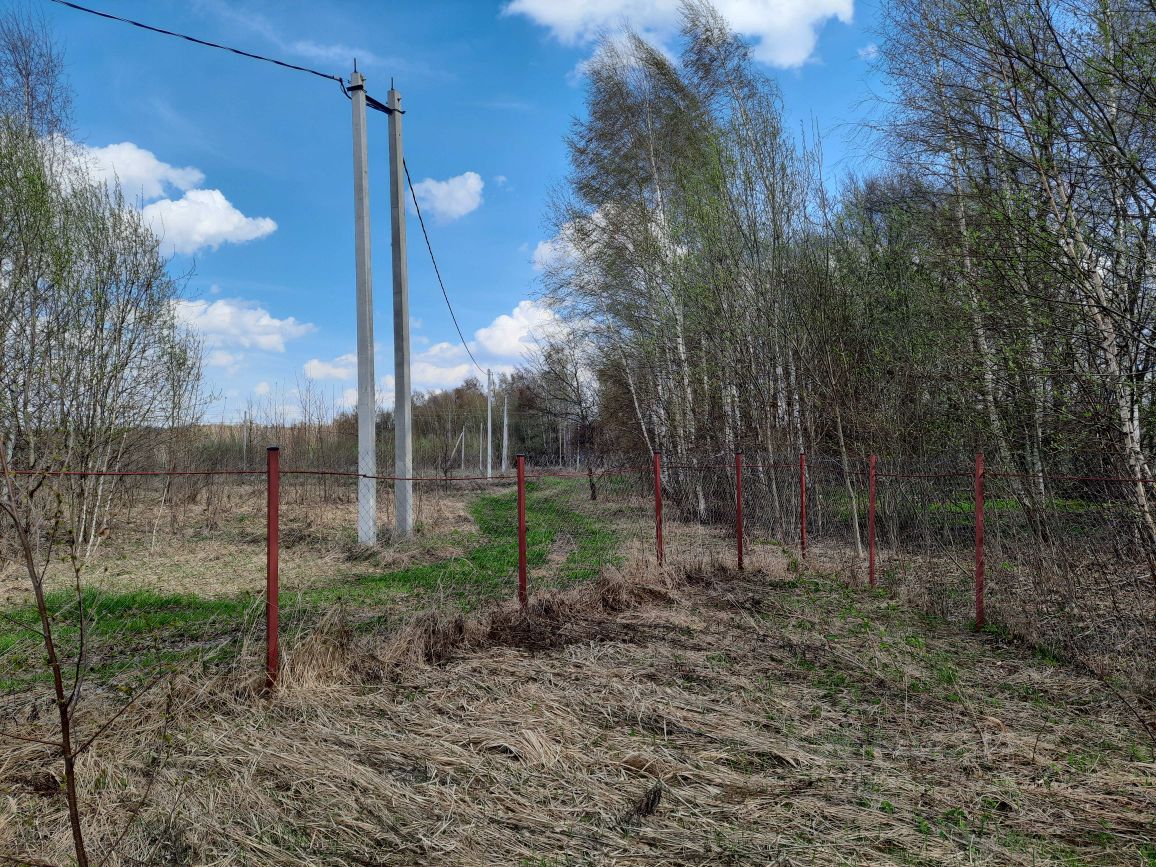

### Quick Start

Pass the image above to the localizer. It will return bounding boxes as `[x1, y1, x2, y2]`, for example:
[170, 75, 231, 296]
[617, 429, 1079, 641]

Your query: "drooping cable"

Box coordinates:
[403, 158, 485, 376]
[49, 0, 349, 95]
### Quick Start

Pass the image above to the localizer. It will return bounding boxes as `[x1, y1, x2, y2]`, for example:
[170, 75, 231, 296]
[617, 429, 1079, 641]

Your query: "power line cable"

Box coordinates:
[403, 158, 486, 376]
[53, 1, 478, 375]
[48, 0, 349, 95]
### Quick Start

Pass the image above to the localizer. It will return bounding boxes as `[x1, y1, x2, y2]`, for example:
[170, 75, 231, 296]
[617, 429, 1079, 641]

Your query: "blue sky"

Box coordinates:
[48, 0, 885, 420]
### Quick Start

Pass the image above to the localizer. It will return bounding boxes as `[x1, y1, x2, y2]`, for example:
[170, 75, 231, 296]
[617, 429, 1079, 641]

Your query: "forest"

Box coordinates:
[527, 0, 1156, 524]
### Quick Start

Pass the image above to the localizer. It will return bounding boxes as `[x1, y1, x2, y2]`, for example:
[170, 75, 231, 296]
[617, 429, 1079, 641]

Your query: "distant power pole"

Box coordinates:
[350, 69, 376, 545]
[387, 85, 413, 537]
[241, 410, 249, 469]
[486, 369, 493, 479]
[478, 420, 484, 472]
[501, 394, 509, 473]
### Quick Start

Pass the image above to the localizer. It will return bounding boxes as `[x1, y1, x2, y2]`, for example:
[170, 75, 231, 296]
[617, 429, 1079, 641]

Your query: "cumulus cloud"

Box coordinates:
[857, 42, 878, 61]
[304, 353, 357, 380]
[407, 342, 469, 389]
[413, 359, 475, 389]
[78, 141, 204, 200]
[174, 298, 314, 353]
[474, 299, 563, 357]
[503, 0, 853, 68]
[143, 190, 277, 256]
[409, 171, 484, 222]
[73, 140, 277, 256]
[421, 341, 467, 363]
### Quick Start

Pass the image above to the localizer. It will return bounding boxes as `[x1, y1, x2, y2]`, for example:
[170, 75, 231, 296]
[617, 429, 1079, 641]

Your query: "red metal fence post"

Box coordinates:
[653, 451, 664, 566]
[517, 454, 528, 610]
[975, 451, 986, 631]
[868, 454, 877, 588]
[799, 451, 808, 559]
[265, 445, 280, 690]
[735, 451, 744, 571]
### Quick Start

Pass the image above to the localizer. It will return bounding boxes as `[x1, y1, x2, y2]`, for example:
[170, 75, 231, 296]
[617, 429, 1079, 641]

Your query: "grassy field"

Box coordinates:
[0, 478, 626, 691]
[2, 480, 1153, 864]
[2, 554, 1153, 864]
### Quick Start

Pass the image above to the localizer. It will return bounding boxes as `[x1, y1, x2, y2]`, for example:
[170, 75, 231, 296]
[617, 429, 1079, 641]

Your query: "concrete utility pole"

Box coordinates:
[350, 69, 376, 545]
[486, 369, 493, 479]
[387, 85, 413, 537]
[502, 394, 509, 473]
[241, 410, 249, 469]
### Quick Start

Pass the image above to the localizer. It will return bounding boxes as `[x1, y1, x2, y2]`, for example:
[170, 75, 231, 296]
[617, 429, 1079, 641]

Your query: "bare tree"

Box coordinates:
[0, 12, 202, 864]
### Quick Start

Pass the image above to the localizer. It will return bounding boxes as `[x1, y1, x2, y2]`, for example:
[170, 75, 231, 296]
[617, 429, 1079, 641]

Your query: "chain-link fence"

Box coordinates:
[3, 448, 1154, 698]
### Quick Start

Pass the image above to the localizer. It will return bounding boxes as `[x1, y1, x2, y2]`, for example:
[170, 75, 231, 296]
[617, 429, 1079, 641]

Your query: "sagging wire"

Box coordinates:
[403, 158, 485, 376]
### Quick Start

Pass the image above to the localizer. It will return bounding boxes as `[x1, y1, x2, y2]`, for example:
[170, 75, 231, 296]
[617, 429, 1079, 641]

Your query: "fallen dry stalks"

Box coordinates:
[2, 552, 1153, 865]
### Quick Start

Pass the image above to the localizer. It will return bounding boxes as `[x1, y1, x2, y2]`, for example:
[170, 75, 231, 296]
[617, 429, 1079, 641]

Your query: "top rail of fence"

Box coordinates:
[7, 459, 1156, 486]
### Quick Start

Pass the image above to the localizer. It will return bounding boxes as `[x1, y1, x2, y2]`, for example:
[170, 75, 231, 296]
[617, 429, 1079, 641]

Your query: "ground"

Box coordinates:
[1, 480, 1154, 864]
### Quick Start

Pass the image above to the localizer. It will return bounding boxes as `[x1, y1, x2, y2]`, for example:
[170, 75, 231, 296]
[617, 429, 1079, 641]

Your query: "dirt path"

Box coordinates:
[3, 558, 1154, 865]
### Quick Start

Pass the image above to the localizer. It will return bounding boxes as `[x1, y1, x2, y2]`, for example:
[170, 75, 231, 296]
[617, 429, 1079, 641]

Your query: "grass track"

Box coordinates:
[0, 478, 618, 689]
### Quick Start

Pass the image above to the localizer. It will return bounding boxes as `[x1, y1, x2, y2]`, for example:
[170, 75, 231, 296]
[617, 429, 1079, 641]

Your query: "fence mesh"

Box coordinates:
[2, 449, 1154, 700]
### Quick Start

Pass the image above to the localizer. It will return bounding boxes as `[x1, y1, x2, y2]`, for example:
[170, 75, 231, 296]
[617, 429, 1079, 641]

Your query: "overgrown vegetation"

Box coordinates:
[0, 478, 620, 692]
[4, 557, 1153, 864]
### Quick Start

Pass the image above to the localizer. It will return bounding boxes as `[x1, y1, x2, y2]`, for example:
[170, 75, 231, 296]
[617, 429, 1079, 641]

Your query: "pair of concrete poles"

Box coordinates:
[349, 70, 410, 545]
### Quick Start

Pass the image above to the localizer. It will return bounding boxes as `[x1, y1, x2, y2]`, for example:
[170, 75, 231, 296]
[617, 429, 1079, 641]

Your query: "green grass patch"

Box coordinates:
[0, 478, 619, 688]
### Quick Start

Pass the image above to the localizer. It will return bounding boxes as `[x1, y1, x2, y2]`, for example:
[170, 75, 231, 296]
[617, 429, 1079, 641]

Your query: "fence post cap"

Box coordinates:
[266, 445, 280, 452]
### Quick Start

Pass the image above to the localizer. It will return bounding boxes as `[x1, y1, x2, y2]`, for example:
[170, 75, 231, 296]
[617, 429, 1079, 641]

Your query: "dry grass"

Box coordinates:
[2, 550, 1154, 865]
[797, 539, 1156, 698]
[0, 482, 493, 606]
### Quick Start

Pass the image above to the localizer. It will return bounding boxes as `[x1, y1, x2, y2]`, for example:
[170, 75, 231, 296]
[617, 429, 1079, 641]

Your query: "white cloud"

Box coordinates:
[409, 171, 484, 222]
[409, 342, 471, 389]
[857, 42, 878, 61]
[413, 360, 475, 389]
[206, 350, 242, 368]
[78, 141, 204, 200]
[143, 189, 277, 256]
[420, 341, 467, 363]
[72, 140, 277, 257]
[254, 381, 271, 396]
[531, 236, 574, 272]
[474, 299, 563, 357]
[174, 298, 314, 353]
[503, 0, 853, 68]
[494, 174, 509, 187]
[198, 1, 386, 69]
[340, 387, 359, 408]
[304, 353, 357, 380]
[287, 40, 382, 66]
